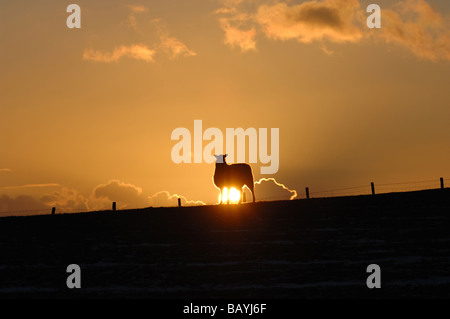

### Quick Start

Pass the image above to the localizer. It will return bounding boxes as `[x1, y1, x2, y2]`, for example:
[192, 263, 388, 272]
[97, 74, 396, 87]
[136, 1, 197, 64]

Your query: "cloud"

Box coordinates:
[151, 19, 197, 59]
[93, 179, 142, 203]
[0, 168, 12, 173]
[377, 0, 450, 61]
[255, 0, 363, 43]
[123, 5, 149, 32]
[1, 183, 60, 190]
[160, 35, 197, 58]
[320, 43, 334, 55]
[0, 194, 50, 214]
[148, 191, 206, 207]
[219, 18, 257, 52]
[0, 178, 206, 215]
[215, 0, 450, 62]
[124, 14, 139, 32]
[40, 187, 88, 211]
[92, 180, 205, 208]
[86, 180, 207, 210]
[215, 0, 363, 49]
[85, 15, 196, 63]
[254, 178, 298, 201]
[1, 185, 87, 214]
[215, 1, 257, 51]
[88, 179, 149, 210]
[83, 44, 156, 63]
[128, 5, 149, 13]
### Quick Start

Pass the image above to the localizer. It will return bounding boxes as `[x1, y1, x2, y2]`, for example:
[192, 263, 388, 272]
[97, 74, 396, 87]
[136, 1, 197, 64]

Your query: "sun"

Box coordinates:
[218, 187, 241, 204]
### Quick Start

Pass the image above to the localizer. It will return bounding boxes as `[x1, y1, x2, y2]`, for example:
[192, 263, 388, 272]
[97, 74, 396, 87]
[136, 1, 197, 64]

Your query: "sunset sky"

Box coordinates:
[1, 0, 449, 214]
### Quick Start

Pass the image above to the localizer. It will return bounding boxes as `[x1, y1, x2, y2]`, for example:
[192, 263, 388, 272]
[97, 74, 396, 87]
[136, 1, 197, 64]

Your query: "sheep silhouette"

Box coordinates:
[213, 154, 255, 204]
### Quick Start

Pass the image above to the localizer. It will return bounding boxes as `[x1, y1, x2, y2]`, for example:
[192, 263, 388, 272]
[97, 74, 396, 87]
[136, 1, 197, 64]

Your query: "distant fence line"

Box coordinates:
[0, 177, 448, 217]
[305, 178, 447, 199]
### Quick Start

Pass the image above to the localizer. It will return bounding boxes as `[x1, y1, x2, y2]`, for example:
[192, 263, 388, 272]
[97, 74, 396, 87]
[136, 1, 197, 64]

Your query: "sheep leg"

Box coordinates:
[219, 188, 224, 204]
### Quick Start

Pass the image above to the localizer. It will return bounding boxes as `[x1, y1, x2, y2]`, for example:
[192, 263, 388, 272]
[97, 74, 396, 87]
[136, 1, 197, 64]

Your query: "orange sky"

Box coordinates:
[1, 0, 450, 215]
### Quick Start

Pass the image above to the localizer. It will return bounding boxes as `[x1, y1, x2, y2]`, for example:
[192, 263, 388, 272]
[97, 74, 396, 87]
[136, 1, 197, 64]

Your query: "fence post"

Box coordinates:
[305, 187, 310, 199]
[52, 207, 56, 215]
[178, 197, 181, 207]
[440, 177, 444, 189]
[371, 182, 375, 195]
[112, 202, 116, 211]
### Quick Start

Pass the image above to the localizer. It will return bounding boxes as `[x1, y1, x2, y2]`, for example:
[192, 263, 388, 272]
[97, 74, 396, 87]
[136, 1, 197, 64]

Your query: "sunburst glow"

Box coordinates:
[218, 187, 241, 204]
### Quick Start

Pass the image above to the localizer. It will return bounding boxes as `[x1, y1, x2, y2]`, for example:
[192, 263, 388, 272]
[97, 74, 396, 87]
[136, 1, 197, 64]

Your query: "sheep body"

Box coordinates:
[213, 155, 255, 203]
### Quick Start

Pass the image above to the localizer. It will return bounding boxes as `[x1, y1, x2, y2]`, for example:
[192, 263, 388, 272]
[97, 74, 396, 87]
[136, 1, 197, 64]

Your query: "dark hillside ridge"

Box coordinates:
[0, 188, 449, 298]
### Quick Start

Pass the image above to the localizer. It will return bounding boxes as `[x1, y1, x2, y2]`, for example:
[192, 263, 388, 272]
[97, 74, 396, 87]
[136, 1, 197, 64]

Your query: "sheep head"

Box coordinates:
[214, 154, 228, 164]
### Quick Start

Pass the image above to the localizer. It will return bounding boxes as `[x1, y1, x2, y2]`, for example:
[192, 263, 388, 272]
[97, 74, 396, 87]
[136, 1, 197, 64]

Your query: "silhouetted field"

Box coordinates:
[0, 189, 449, 299]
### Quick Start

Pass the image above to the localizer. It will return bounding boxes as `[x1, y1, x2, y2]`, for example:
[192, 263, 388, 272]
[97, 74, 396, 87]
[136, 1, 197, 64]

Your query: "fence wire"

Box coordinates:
[0, 178, 448, 217]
